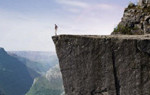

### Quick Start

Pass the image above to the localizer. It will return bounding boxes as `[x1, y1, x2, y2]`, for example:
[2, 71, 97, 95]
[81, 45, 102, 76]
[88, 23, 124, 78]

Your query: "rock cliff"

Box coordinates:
[53, 35, 150, 95]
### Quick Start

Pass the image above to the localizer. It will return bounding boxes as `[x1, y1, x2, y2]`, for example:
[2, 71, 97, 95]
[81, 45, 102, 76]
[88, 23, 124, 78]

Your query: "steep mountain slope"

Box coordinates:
[26, 65, 64, 95]
[0, 48, 37, 95]
[0, 90, 5, 95]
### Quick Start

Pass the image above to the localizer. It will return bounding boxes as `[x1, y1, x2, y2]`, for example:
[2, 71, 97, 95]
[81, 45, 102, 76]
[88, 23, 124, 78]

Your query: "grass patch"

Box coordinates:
[113, 25, 132, 34]
[113, 25, 139, 35]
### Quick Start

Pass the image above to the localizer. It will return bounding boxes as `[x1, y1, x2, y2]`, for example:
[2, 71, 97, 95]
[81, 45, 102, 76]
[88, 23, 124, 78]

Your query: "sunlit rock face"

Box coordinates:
[53, 35, 150, 95]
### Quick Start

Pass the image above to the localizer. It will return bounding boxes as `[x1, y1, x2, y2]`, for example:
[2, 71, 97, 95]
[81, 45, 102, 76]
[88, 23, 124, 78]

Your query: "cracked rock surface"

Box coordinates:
[52, 35, 150, 95]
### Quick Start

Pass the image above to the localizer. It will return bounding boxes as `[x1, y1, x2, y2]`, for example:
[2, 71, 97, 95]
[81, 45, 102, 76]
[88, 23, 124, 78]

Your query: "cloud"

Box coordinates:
[94, 3, 118, 10]
[55, 0, 120, 10]
[0, 9, 56, 51]
[65, 8, 81, 13]
[55, 0, 122, 15]
[55, 0, 89, 8]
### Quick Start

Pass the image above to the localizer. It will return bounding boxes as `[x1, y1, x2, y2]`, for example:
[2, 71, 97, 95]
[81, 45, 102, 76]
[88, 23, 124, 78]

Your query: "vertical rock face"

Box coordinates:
[53, 35, 150, 95]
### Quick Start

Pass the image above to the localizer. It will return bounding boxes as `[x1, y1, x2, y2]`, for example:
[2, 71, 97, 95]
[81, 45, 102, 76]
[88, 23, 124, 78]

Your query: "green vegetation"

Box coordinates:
[113, 24, 141, 35]
[0, 50, 63, 95]
[26, 65, 64, 95]
[26, 77, 63, 95]
[113, 25, 133, 34]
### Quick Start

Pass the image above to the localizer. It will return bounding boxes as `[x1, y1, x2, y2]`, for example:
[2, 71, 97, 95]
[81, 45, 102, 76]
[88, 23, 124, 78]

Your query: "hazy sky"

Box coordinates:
[0, 0, 137, 52]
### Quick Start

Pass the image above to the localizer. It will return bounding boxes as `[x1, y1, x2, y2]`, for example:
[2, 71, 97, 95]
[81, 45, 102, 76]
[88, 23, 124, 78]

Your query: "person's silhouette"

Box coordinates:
[55, 24, 58, 35]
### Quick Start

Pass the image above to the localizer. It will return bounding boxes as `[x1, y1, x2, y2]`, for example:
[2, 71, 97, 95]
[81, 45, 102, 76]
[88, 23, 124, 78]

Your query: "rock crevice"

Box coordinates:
[111, 46, 120, 95]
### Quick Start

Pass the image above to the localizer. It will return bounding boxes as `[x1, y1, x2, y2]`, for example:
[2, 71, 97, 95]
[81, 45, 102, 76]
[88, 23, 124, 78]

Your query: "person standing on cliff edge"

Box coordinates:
[55, 24, 58, 36]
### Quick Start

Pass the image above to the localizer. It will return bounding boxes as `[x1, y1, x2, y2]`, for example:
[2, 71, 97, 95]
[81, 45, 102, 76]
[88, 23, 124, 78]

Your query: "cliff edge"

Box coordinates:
[53, 35, 150, 95]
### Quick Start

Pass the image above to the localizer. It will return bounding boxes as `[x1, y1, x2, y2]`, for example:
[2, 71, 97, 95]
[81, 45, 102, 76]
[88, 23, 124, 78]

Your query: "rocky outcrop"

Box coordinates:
[53, 35, 150, 95]
[138, 0, 150, 6]
[111, 3, 150, 35]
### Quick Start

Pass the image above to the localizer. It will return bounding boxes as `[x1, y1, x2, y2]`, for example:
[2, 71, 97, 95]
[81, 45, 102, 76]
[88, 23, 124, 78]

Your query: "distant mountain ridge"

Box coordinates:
[9, 51, 59, 72]
[9, 54, 47, 75]
[0, 49, 62, 95]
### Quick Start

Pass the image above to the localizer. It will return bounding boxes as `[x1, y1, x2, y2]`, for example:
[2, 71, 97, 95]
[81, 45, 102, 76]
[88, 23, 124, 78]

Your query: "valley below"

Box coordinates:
[0, 48, 64, 95]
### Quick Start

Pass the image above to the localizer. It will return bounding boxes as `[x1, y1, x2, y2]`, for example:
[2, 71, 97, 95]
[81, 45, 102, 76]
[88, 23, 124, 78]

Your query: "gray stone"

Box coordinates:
[111, 2, 150, 35]
[138, 0, 150, 6]
[53, 35, 150, 95]
[148, 19, 150, 24]
[128, 2, 135, 8]
[144, 16, 150, 21]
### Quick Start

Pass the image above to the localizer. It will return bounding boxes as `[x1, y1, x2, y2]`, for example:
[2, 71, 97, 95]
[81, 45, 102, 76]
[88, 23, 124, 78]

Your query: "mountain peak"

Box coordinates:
[0, 47, 7, 55]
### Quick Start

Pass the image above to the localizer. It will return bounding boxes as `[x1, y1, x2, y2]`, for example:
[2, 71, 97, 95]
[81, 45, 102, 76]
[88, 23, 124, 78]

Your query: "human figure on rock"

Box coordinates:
[55, 24, 58, 36]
